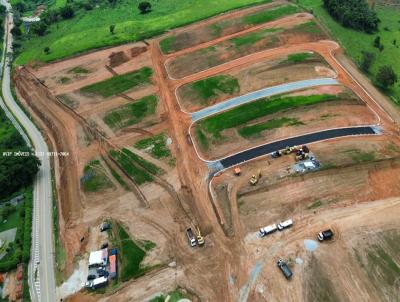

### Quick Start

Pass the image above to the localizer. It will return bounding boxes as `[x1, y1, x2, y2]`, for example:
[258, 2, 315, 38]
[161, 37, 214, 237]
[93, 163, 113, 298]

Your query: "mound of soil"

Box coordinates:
[130, 46, 147, 58]
[109, 51, 130, 68]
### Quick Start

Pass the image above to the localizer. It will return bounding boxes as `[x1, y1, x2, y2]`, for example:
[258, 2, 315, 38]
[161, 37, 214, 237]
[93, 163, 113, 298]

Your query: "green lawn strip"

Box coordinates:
[80, 67, 153, 98]
[238, 117, 304, 138]
[342, 149, 376, 163]
[15, 0, 275, 64]
[0, 204, 20, 233]
[134, 133, 171, 159]
[103, 159, 130, 191]
[285, 52, 314, 63]
[189, 75, 240, 103]
[230, 27, 280, 47]
[121, 148, 161, 175]
[81, 160, 113, 192]
[110, 150, 153, 185]
[103, 94, 158, 129]
[243, 4, 300, 25]
[297, 0, 400, 104]
[198, 94, 338, 138]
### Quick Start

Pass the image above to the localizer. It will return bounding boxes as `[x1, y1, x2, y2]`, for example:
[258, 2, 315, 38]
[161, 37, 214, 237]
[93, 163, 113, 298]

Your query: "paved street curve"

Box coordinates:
[0, 1, 56, 301]
[191, 78, 339, 121]
[218, 126, 378, 169]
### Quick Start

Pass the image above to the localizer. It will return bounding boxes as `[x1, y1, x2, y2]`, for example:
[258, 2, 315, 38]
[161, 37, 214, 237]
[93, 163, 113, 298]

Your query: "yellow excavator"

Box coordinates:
[196, 227, 205, 245]
[249, 170, 262, 185]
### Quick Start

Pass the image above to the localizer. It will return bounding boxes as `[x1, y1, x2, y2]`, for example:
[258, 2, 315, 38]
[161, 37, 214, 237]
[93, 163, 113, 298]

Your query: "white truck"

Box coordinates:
[259, 224, 277, 237]
[186, 228, 197, 247]
[277, 219, 293, 231]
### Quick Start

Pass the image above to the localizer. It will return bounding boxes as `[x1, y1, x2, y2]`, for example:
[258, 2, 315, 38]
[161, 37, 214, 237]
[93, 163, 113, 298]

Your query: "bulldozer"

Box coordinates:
[249, 170, 261, 185]
[196, 227, 205, 245]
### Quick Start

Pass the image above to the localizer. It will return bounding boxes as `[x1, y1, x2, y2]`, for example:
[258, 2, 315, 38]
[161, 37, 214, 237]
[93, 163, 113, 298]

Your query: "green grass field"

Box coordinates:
[103, 95, 158, 129]
[189, 75, 240, 103]
[110, 150, 153, 185]
[150, 288, 187, 302]
[243, 4, 300, 25]
[80, 67, 152, 97]
[197, 94, 338, 139]
[0, 205, 20, 233]
[134, 133, 172, 159]
[238, 117, 304, 137]
[81, 160, 113, 192]
[285, 52, 314, 63]
[297, 0, 400, 104]
[15, 0, 274, 64]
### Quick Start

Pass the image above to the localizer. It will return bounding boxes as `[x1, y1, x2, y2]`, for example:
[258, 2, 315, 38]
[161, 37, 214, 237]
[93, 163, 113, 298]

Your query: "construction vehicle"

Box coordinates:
[317, 229, 334, 241]
[249, 175, 258, 185]
[277, 259, 293, 279]
[259, 224, 278, 237]
[295, 145, 310, 161]
[186, 228, 197, 247]
[271, 150, 282, 158]
[196, 227, 205, 245]
[277, 219, 293, 231]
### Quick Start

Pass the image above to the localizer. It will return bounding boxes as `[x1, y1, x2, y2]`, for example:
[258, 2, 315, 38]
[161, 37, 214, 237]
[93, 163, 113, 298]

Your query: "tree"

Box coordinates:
[11, 26, 22, 37]
[376, 65, 398, 88]
[360, 51, 375, 72]
[138, 1, 151, 14]
[44, 47, 50, 54]
[14, 2, 26, 13]
[108, 0, 117, 6]
[31, 21, 48, 36]
[373, 36, 381, 48]
[59, 5, 74, 19]
[109, 24, 115, 35]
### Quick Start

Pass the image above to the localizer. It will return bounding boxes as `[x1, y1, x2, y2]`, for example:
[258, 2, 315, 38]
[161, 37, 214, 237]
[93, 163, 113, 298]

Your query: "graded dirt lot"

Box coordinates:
[13, 0, 400, 301]
[176, 51, 335, 112]
[191, 86, 378, 160]
[166, 14, 326, 79]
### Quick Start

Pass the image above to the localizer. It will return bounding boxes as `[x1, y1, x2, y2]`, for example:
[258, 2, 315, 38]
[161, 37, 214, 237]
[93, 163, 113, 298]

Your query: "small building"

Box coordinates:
[89, 248, 108, 267]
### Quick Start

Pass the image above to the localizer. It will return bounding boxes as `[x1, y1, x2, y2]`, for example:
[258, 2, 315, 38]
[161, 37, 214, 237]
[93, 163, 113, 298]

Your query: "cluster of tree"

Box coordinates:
[0, 190, 33, 272]
[323, 0, 380, 33]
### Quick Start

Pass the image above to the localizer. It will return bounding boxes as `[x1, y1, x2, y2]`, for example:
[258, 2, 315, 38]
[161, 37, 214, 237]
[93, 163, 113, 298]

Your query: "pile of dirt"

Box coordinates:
[130, 46, 147, 58]
[108, 51, 130, 68]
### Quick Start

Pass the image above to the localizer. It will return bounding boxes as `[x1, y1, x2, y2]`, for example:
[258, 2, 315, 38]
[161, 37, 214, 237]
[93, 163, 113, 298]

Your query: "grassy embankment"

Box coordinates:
[103, 95, 158, 130]
[15, 0, 276, 64]
[159, 3, 299, 53]
[297, 0, 400, 104]
[80, 67, 152, 98]
[107, 221, 156, 282]
[195, 94, 338, 149]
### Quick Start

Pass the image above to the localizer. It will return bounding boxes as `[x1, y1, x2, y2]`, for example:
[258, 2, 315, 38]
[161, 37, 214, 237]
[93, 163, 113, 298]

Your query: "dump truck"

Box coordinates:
[318, 229, 334, 241]
[234, 167, 241, 176]
[186, 228, 197, 247]
[277, 219, 293, 231]
[196, 227, 205, 245]
[277, 259, 293, 279]
[259, 224, 277, 237]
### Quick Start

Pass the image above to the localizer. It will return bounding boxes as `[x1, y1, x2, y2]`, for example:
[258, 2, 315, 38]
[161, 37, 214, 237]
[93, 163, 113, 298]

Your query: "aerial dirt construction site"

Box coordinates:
[13, 1, 400, 301]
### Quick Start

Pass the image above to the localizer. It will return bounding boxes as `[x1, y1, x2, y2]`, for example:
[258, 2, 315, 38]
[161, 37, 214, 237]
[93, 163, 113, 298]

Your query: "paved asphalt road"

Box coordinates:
[219, 126, 377, 168]
[191, 78, 339, 121]
[0, 2, 56, 301]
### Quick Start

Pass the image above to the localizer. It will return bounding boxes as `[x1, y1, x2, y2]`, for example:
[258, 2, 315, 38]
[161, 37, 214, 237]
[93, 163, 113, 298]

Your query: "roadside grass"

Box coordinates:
[306, 200, 323, 210]
[15, 0, 275, 64]
[81, 160, 113, 192]
[69, 66, 90, 74]
[291, 20, 323, 35]
[197, 94, 338, 139]
[230, 28, 280, 47]
[243, 4, 300, 25]
[189, 75, 240, 103]
[80, 67, 153, 98]
[58, 76, 71, 84]
[122, 148, 161, 175]
[108, 221, 147, 282]
[57, 94, 78, 109]
[297, 0, 400, 104]
[110, 150, 153, 185]
[159, 36, 176, 54]
[150, 288, 188, 302]
[103, 94, 158, 129]
[238, 117, 304, 138]
[134, 133, 172, 159]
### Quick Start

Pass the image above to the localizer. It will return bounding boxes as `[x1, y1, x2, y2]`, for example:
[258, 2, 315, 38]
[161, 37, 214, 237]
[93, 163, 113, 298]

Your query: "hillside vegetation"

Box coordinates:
[14, 0, 273, 64]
